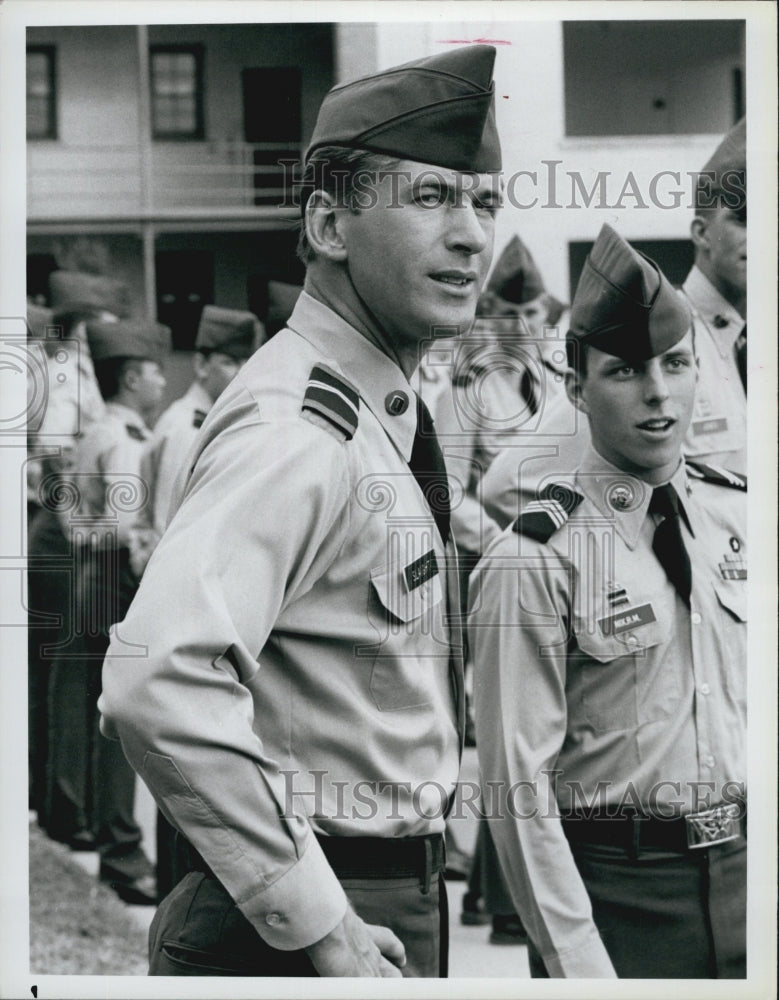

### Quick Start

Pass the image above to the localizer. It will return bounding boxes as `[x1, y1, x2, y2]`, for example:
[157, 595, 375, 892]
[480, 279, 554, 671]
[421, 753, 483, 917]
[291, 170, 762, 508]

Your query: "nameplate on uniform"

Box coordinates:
[692, 417, 728, 436]
[404, 550, 438, 592]
[598, 603, 656, 637]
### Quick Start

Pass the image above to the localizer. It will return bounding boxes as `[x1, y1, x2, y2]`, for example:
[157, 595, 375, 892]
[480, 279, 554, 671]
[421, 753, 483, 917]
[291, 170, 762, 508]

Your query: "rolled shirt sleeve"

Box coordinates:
[99, 395, 354, 949]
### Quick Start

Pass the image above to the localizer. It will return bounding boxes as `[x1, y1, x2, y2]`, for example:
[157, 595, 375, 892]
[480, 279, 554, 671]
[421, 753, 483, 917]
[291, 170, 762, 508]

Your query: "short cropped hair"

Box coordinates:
[296, 146, 401, 265]
[93, 356, 144, 402]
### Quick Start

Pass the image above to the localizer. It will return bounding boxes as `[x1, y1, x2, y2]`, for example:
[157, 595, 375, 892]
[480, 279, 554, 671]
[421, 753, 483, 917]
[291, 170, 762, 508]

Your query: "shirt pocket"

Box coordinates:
[572, 616, 674, 733]
[713, 581, 746, 706]
[367, 559, 444, 711]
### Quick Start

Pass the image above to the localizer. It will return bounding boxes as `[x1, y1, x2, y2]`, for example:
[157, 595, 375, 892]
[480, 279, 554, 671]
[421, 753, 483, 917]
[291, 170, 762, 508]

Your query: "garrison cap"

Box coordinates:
[48, 270, 131, 319]
[487, 235, 546, 304]
[306, 44, 501, 173]
[26, 304, 55, 340]
[568, 223, 691, 363]
[86, 319, 171, 365]
[696, 117, 746, 214]
[195, 305, 264, 360]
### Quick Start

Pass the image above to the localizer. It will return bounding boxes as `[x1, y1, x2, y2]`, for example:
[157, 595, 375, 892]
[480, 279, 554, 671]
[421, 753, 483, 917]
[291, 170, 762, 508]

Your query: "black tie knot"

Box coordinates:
[649, 483, 680, 519]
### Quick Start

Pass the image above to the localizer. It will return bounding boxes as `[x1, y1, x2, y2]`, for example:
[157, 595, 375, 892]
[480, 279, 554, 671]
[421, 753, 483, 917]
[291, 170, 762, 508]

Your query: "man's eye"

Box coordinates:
[416, 189, 445, 207]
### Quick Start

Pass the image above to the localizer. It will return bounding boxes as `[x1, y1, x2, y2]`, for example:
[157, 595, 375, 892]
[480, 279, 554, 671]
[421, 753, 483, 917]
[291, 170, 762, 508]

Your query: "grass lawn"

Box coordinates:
[29, 823, 148, 975]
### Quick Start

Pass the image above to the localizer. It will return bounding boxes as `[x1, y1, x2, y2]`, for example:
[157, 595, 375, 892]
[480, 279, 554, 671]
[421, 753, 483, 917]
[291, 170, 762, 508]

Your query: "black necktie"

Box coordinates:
[519, 366, 539, 416]
[649, 484, 692, 608]
[735, 325, 747, 392]
[409, 395, 450, 545]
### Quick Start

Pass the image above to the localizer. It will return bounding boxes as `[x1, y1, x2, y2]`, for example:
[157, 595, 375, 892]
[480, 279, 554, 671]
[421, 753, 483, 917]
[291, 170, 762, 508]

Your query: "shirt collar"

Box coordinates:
[106, 400, 149, 433]
[286, 291, 418, 459]
[682, 266, 745, 355]
[575, 445, 693, 549]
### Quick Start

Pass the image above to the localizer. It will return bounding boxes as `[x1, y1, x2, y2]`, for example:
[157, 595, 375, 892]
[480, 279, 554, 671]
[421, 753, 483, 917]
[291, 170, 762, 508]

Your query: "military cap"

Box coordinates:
[195, 305, 264, 360]
[86, 318, 171, 365]
[48, 270, 131, 319]
[26, 303, 55, 340]
[696, 117, 746, 213]
[306, 44, 501, 173]
[487, 235, 546, 304]
[568, 223, 691, 363]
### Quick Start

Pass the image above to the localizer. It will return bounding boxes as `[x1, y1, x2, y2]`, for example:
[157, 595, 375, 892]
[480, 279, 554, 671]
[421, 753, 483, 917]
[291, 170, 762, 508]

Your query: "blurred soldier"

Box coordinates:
[131, 305, 263, 579]
[482, 118, 748, 528]
[100, 45, 502, 977]
[27, 271, 128, 830]
[680, 117, 746, 473]
[470, 223, 746, 978]
[49, 318, 169, 904]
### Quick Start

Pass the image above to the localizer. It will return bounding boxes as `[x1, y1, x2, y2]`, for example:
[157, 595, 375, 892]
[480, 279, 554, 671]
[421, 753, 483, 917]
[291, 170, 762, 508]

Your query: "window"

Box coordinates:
[27, 46, 56, 140]
[150, 45, 204, 140]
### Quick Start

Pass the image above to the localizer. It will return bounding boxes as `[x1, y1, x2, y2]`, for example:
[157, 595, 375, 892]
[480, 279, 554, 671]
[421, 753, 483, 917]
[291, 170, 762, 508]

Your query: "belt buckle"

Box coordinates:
[685, 803, 741, 850]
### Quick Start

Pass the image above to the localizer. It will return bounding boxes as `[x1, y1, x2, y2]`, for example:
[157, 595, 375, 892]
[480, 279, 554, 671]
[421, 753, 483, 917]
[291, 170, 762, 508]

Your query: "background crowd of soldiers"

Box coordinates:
[26, 115, 746, 941]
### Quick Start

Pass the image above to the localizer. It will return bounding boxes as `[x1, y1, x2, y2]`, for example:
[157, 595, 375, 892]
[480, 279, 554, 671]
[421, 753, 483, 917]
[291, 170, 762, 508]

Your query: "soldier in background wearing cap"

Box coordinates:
[470, 223, 746, 978]
[679, 117, 747, 474]
[99, 45, 502, 976]
[47, 318, 169, 905]
[26, 271, 129, 834]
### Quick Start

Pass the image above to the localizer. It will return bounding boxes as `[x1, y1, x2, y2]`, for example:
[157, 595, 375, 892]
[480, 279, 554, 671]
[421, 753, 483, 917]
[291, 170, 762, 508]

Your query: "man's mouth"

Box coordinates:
[636, 417, 676, 434]
[430, 270, 477, 289]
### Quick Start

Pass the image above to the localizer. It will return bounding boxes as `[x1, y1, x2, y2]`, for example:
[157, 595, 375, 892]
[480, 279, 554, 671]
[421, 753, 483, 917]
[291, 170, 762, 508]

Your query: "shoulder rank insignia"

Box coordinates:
[512, 483, 584, 542]
[686, 460, 747, 491]
[301, 364, 359, 441]
[192, 408, 207, 429]
[125, 423, 146, 442]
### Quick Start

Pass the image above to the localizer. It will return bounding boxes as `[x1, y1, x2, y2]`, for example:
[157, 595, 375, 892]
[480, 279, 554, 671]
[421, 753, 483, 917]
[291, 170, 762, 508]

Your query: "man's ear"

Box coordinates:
[193, 352, 208, 381]
[305, 190, 348, 262]
[690, 215, 709, 255]
[565, 368, 589, 414]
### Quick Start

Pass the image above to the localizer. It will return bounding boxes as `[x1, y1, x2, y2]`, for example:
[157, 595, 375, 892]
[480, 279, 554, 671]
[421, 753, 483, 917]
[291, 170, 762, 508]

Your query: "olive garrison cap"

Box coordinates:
[568, 224, 691, 362]
[306, 44, 501, 173]
[487, 235, 546, 304]
[195, 305, 264, 360]
[26, 303, 55, 340]
[696, 116, 746, 212]
[49, 270, 131, 319]
[86, 319, 171, 365]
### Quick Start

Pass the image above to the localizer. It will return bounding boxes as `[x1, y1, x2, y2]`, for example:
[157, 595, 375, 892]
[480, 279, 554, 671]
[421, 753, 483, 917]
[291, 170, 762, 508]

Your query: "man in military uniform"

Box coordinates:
[130, 305, 263, 579]
[679, 117, 746, 473]
[100, 45, 502, 977]
[470, 223, 746, 978]
[51, 318, 169, 904]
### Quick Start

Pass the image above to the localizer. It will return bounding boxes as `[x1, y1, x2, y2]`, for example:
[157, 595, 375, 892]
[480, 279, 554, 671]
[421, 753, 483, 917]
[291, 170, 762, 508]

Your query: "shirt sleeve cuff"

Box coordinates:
[239, 836, 348, 951]
[543, 929, 617, 978]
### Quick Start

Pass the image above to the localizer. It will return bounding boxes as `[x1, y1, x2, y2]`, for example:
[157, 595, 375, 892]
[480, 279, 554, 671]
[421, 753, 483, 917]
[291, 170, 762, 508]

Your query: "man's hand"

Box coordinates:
[303, 906, 406, 977]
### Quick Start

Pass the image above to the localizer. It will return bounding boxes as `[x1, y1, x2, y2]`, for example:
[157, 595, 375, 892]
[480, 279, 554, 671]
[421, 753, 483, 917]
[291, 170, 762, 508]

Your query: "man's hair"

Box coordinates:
[93, 356, 145, 401]
[565, 336, 587, 378]
[296, 146, 401, 265]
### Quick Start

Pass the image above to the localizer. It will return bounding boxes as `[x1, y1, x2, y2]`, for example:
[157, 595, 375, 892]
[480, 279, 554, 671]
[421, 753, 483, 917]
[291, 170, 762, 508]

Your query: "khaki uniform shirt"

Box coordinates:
[99, 292, 463, 951]
[62, 401, 151, 549]
[679, 266, 746, 474]
[470, 445, 746, 977]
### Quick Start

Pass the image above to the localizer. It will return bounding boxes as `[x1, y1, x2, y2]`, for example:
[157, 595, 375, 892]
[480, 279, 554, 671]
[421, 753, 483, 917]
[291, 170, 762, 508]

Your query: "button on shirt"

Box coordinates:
[99, 291, 463, 951]
[469, 444, 746, 977]
[680, 265, 746, 474]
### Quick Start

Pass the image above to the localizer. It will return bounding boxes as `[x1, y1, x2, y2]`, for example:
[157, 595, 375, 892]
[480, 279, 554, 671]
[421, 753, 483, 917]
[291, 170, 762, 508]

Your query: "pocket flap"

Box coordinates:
[714, 582, 747, 623]
[370, 557, 443, 623]
[575, 613, 669, 663]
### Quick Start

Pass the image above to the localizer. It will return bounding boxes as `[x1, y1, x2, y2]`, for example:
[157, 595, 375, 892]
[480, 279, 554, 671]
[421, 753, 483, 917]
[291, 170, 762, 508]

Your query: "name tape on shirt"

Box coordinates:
[404, 550, 438, 592]
[598, 603, 656, 637]
[692, 417, 728, 437]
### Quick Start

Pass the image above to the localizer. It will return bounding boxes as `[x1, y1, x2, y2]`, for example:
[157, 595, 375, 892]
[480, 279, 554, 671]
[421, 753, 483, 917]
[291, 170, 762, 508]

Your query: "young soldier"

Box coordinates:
[99, 45, 502, 977]
[52, 318, 169, 904]
[470, 223, 746, 978]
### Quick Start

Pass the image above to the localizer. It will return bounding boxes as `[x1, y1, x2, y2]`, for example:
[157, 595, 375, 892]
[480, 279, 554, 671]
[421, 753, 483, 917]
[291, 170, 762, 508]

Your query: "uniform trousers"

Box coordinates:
[528, 836, 747, 978]
[466, 819, 516, 915]
[45, 545, 151, 881]
[149, 836, 448, 977]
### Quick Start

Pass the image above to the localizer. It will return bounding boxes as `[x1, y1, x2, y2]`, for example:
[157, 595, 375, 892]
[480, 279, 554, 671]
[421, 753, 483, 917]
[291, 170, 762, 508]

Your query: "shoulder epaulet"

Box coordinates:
[301, 363, 359, 441]
[685, 460, 747, 491]
[192, 408, 207, 429]
[125, 423, 146, 442]
[512, 483, 584, 542]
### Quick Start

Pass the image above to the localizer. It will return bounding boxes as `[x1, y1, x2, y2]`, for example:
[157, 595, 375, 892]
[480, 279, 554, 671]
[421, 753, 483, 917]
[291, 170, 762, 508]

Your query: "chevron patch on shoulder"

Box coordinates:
[302, 364, 359, 441]
[686, 460, 747, 491]
[513, 483, 584, 541]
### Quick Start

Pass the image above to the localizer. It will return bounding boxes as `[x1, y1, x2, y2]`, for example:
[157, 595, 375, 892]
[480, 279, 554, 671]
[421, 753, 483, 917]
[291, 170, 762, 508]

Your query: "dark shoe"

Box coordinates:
[489, 914, 528, 945]
[460, 891, 491, 926]
[67, 828, 96, 852]
[102, 873, 157, 906]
